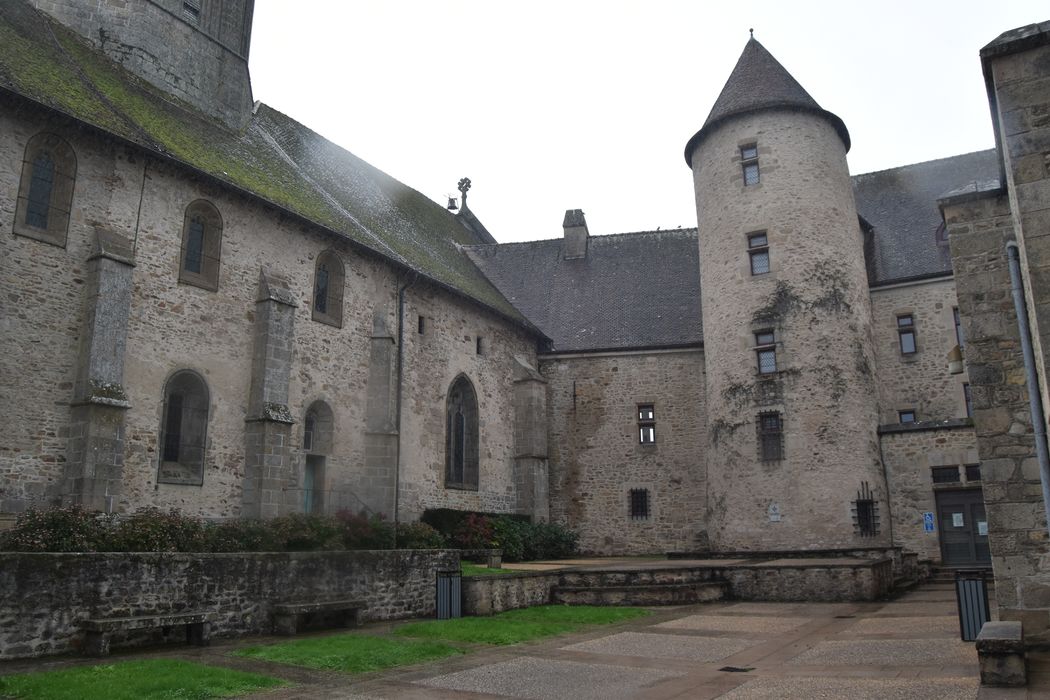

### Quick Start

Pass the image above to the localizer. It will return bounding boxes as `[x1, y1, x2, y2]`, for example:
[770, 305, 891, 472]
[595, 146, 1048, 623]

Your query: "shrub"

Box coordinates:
[452, 513, 494, 550]
[1, 505, 112, 552]
[530, 521, 578, 560]
[105, 507, 207, 552]
[269, 513, 344, 551]
[337, 510, 395, 550]
[202, 518, 280, 552]
[490, 517, 528, 562]
[396, 521, 445, 549]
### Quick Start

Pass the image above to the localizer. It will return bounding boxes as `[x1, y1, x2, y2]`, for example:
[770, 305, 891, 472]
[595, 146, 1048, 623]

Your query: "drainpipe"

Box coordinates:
[1006, 241, 1050, 539]
[393, 272, 419, 527]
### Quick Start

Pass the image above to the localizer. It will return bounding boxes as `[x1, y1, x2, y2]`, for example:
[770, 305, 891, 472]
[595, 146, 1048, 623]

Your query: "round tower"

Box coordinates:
[686, 38, 888, 551]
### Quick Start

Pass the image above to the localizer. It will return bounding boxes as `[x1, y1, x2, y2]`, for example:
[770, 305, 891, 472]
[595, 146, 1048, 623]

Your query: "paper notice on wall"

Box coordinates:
[953, 512, 964, 527]
[978, 521, 988, 536]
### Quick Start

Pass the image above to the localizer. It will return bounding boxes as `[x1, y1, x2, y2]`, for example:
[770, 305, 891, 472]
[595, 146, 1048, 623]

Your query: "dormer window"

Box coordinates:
[741, 144, 759, 185]
[182, 1, 201, 23]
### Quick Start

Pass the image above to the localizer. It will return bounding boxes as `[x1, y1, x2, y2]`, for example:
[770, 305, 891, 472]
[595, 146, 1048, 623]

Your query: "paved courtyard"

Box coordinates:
[5, 582, 1050, 698]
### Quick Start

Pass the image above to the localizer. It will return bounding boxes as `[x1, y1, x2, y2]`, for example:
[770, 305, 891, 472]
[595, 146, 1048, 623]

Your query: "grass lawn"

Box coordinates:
[234, 634, 463, 674]
[460, 563, 517, 576]
[0, 659, 282, 700]
[395, 605, 650, 645]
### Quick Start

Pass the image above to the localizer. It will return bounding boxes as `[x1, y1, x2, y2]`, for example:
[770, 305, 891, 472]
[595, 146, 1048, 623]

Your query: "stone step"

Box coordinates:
[558, 567, 721, 589]
[551, 581, 728, 606]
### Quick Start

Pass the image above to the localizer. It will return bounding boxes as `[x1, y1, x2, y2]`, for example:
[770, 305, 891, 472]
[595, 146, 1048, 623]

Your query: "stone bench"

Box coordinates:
[976, 621, 1026, 687]
[82, 611, 216, 657]
[273, 599, 364, 636]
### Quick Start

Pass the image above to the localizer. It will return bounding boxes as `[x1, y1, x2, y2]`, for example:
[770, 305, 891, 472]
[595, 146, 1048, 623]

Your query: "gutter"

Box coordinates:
[1006, 241, 1050, 539]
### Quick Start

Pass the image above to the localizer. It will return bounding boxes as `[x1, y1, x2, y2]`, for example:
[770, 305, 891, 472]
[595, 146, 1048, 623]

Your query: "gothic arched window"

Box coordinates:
[15, 132, 77, 246]
[158, 370, 210, 485]
[312, 250, 345, 327]
[178, 200, 222, 290]
[445, 375, 479, 490]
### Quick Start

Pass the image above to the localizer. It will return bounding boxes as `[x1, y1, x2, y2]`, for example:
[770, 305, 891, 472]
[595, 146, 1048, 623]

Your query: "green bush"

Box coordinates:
[338, 510, 395, 550]
[202, 518, 280, 552]
[105, 507, 207, 552]
[268, 513, 344, 551]
[530, 521, 579, 560]
[0, 505, 111, 552]
[396, 521, 445, 549]
[452, 513, 494, 550]
[490, 517, 528, 562]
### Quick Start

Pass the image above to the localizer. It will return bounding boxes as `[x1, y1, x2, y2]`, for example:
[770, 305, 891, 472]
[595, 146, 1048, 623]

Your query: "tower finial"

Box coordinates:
[749, 28, 754, 38]
[457, 177, 471, 209]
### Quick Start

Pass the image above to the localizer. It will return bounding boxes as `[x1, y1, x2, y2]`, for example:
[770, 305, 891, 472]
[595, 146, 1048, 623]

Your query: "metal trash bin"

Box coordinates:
[955, 569, 990, 641]
[436, 570, 462, 619]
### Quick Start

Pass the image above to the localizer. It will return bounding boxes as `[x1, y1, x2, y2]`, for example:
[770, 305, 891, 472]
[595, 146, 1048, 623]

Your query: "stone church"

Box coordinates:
[2, 1, 1049, 629]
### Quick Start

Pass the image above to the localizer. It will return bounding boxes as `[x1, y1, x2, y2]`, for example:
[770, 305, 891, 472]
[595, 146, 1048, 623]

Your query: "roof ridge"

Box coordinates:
[852, 148, 997, 178]
[465, 227, 699, 250]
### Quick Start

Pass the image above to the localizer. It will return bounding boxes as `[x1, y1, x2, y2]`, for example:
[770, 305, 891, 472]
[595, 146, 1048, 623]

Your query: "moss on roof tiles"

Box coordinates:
[0, 2, 528, 326]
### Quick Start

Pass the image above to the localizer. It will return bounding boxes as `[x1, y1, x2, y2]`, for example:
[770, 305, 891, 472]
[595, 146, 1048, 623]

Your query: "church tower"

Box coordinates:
[29, 0, 255, 128]
[686, 37, 888, 551]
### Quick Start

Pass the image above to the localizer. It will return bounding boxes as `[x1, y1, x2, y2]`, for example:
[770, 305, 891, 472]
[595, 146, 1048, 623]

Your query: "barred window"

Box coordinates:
[748, 232, 769, 275]
[741, 143, 759, 185]
[854, 482, 879, 537]
[755, 330, 777, 374]
[629, 489, 650, 520]
[757, 411, 783, 461]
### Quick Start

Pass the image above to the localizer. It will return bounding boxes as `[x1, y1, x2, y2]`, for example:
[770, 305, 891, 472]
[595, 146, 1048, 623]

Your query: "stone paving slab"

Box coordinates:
[655, 614, 810, 634]
[717, 676, 979, 699]
[840, 615, 959, 636]
[561, 631, 761, 661]
[416, 656, 683, 700]
[787, 638, 976, 666]
[718, 602, 859, 616]
[871, 602, 957, 617]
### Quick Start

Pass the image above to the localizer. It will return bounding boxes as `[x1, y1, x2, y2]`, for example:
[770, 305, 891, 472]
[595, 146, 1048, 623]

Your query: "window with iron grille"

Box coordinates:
[741, 144, 759, 185]
[638, 404, 655, 444]
[755, 330, 777, 374]
[629, 489, 650, 520]
[897, 314, 917, 354]
[932, 466, 960, 484]
[965, 464, 982, 482]
[898, 409, 916, 424]
[757, 411, 783, 461]
[748, 232, 769, 275]
[854, 482, 879, 537]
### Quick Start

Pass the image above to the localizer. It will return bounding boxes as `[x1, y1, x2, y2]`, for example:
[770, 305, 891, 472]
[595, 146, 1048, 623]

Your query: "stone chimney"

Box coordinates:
[562, 209, 588, 259]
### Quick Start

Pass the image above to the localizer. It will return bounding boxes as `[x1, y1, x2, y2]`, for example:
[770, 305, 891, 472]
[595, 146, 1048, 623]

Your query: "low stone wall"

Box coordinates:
[461, 571, 559, 616]
[725, 558, 895, 602]
[0, 550, 458, 659]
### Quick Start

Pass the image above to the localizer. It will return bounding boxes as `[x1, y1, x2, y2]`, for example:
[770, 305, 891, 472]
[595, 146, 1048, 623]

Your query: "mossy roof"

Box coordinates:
[0, 2, 536, 331]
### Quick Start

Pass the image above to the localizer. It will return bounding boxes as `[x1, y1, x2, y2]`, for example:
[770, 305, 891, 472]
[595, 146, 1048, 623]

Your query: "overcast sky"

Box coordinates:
[249, 1, 1047, 243]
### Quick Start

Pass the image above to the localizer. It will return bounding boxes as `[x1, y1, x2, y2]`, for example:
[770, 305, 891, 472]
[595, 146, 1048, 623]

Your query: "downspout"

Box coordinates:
[393, 272, 419, 527]
[1006, 241, 1050, 538]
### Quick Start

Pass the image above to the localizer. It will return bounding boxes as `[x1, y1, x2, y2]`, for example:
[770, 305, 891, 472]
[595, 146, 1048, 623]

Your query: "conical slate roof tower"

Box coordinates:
[685, 37, 850, 166]
[686, 37, 887, 552]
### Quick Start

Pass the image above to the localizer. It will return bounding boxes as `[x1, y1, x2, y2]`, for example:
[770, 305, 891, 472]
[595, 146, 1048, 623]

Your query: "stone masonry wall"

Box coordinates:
[879, 424, 980, 562]
[0, 107, 539, 522]
[0, 549, 457, 659]
[946, 191, 1050, 639]
[870, 278, 973, 424]
[542, 350, 707, 555]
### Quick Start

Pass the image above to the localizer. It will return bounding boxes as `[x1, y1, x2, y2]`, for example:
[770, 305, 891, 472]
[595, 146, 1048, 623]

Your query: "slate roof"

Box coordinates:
[466, 230, 702, 353]
[852, 150, 999, 285]
[684, 38, 850, 166]
[0, 2, 535, 331]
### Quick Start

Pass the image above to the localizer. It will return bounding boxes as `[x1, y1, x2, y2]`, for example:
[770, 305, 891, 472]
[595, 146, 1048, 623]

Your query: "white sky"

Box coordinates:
[249, 1, 1047, 243]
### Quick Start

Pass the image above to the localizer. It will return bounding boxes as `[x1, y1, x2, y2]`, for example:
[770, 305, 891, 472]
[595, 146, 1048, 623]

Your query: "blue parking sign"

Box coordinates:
[923, 511, 935, 533]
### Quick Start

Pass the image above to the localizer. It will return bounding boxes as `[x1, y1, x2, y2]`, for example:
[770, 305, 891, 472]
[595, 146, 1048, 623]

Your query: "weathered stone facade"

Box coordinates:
[543, 350, 707, 555]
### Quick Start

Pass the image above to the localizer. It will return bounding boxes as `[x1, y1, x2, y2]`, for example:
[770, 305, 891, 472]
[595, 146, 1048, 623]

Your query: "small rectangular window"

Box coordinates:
[965, 464, 982, 482]
[418, 316, 426, 334]
[748, 232, 770, 275]
[629, 488, 650, 520]
[954, 307, 965, 348]
[757, 411, 783, 461]
[963, 383, 973, 418]
[898, 409, 916, 424]
[476, 336, 484, 355]
[638, 404, 655, 444]
[741, 144, 759, 185]
[856, 499, 877, 536]
[932, 466, 960, 483]
[897, 315, 916, 355]
[182, 1, 201, 23]
[755, 330, 777, 374]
